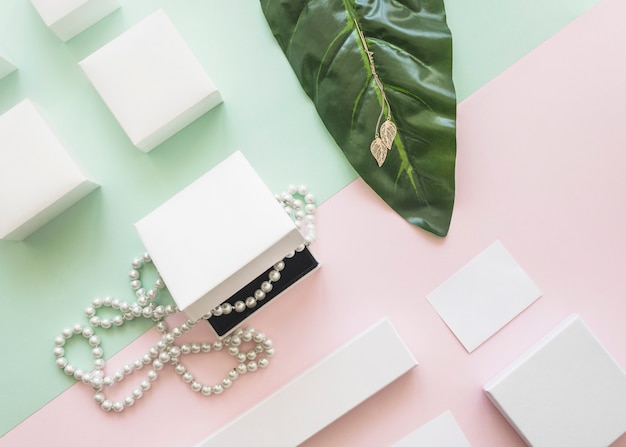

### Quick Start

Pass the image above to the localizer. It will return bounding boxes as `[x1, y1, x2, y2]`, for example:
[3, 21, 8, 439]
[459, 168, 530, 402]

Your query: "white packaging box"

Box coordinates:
[80, 10, 222, 152]
[0, 100, 99, 241]
[30, 0, 119, 42]
[0, 48, 16, 80]
[197, 318, 418, 447]
[484, 315, 626, 447]
[393, 411, 472, 447]
[135, 151, 304, 321]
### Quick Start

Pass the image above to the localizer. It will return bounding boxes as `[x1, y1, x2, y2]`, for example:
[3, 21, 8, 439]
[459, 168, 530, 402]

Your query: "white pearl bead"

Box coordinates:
[132, 389, 143, 399]
[305, 214, 315, 224]
[64, 365, 75, 376]
[155, 278, 165, 289]
[111, 298, 120, 309]
[201, 342, 211, 352]
[56, 358, 68, 368]
[241, 332, 252, 342]
[305, 203, 316, 214]
[74, 369, 84, 380]
[212, 306, 223, 317]
[201, 386, 212, 396]
[293, 199, 303, 210]
[147, 370, 158, 381]
[228, 369, 239, 380]
[254, 289, 266, 300]
[228, 346, 239, 356]
[130, 280, 141, 290]
[170, 347, 181, 357]
[304, 192, 315, 204]
[100, 319, 111, 329]
[245, 297, 257, 308]
[92, 299, 102, 309]
[175, 365, 186, 375]
[263, 339, 273, 349]
[92, 347, 103, 358]
[113, 401, 124, 412]
[133, 360, 143, 370]
[285, 251, 295, 258]
[113, 371, 123, 382]
[53, 347, 64, 357]
[140, 380, 151, 390]
[123, 364, 133, 375]
[103, 376, 114, 386]
[82, 327, 94, 338]
[102, 297, 112, 307]
[191, 381, 202, 392]
[236, 353, 247, 363]
[124, 396, 135, 407]
[260, 281, 272, 293]
[269, 270, 281, 282]
[94, 359, 105, 370]
[89, 335, 100, 346]
[287, 184, 297, 194]
[112, 315, 124, 326]
[146, 289, 157, 300]
[181, 344, 191, 354]
[85, 306, 96, 317]
[236, 364, 247, 374]
[212, 341, 223, 351]
[142, 252, 151, 263]
[222, 378, 233, 388]
[274, 261, 285, 271]
[132, 258, 143, 269]
[298, 184, 308, 195]
[247, 361, 258, 372]
[129, 269, 140, 280]
[54, 336, 65, 347]
[101, 400, 113, 411]
[61, 328, 72, 338]
[258, 358, 269, 368]
[265, 348, 275, 357]
[253, 332, 266, 343]
[152, 360, 163, 371]
[94, 393, 105, 404]
[234, 301, 246, 313]
[191, 343, 201, 354]
[246, 351, 257, 360]
[221, 303, 232, 314]
[212, 384, 224, 395]
[142, 354, 152, 364]
[182, 373, 193, 383]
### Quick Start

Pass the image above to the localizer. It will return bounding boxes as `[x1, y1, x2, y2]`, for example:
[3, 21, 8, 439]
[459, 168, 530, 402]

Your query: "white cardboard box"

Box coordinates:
[197, 318, 418, 447]
[135, 151, 303, 321]
[0, 47, 16, 80]
[0, 100, 99, 241]
[30, 0, 119, 42]
[80, 10, 222, 152]
[484, 315, 626, 447]
[393, 411, 472, 447]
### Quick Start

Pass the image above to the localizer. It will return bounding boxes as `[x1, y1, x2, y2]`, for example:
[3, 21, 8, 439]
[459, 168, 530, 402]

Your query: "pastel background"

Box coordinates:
[1, 0, 624, 446]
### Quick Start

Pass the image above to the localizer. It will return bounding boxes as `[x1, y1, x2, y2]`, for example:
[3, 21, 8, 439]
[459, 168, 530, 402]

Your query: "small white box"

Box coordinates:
[0, 100, 99, 241]
[135, 151, 303, 321]
[80, 10, 222, 152]
[0, 47, 16, 80]
[30, 0, 120, 42]
[484, 315, 626, 447]
[197, 318, 418, 447]
[393, 411, 472, 447]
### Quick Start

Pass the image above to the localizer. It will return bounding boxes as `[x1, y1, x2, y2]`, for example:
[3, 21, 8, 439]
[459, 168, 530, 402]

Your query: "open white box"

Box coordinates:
[80, 9, 222, 152]
[135, 151, 304, 322]
[30, 0, 119, 42]
[0, 47, 16, 80]
[197, 318, 418, 447]
[0, 100, 99, 241]
[484, 315, 626, 447]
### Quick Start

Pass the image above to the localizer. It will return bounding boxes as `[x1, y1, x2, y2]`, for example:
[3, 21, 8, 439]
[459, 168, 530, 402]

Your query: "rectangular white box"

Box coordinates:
[393, 411, 472, 447]
[80, 10, 222, 152]
[30, 0, 119, 42]
[135, 151, 304, 321]
[0, 47, 16, 80]
[197, 318, 418, 447]
[484, 315, 626, 447]
[0, 100, 98, 240]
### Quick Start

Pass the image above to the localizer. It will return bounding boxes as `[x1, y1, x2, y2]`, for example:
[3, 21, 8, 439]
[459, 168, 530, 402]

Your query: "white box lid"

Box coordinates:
[135, 151, 304, 321]
[484, 314, 626, 447]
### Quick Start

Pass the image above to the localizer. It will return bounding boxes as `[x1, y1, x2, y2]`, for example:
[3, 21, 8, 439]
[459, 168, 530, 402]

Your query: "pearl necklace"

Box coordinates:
[53, 185, 316, 413]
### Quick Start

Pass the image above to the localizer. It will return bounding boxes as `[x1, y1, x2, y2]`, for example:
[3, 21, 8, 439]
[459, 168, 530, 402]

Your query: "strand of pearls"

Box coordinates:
[53, 185, 317, 413]
[206, 184, 316, 318]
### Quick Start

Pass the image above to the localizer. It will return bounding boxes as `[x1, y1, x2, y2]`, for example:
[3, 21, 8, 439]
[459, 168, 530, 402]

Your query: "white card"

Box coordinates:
[393, 411, 472, 447]
[427, 241, 541, 352]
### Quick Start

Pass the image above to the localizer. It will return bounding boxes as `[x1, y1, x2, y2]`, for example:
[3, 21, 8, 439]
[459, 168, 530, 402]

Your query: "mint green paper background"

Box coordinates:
[0, 0, 598, 436]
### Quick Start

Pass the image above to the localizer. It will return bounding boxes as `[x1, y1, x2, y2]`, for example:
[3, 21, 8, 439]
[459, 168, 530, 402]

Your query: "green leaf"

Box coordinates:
[260, 0, 457, 236]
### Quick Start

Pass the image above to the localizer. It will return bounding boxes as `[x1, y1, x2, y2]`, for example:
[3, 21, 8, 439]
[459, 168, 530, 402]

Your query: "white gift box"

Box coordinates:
[0, 100, 99, 241]
[80, 10, 222, 152]
[30, 0, 119, 42]
[0, 48, 16, 80]
[484, 315, 626, 447]
[135, 151, 304, 322]
[393, 411, 472, 447]
[197, 318, 418, 447]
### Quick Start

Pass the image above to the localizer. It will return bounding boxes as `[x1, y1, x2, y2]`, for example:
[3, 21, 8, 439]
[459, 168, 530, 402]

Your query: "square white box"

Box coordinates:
[197, 318, 418, 447]
[393, 411, 472, 447]
[427, 241, 542, 352]
[80, 10, 222, 152]
[484, 315, 626, 447]
[30, 0, 119, 42]
[0, 47, 16, 80]
[0, 100, 99, 241]
[135, 151, 304, 321]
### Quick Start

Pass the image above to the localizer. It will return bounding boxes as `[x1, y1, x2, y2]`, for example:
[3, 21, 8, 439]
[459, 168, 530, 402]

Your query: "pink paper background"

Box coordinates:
[4, 0, 626, 444]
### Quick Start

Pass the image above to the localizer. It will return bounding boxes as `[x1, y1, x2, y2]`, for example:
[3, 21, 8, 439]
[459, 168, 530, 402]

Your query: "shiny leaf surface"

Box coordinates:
[260, 0, 457, 236]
